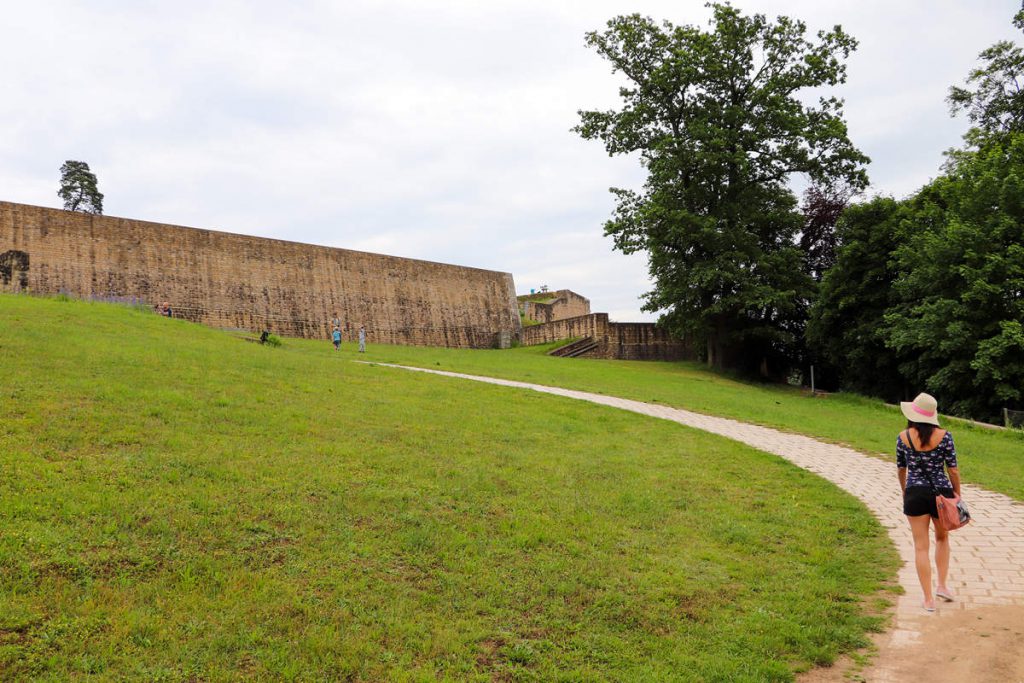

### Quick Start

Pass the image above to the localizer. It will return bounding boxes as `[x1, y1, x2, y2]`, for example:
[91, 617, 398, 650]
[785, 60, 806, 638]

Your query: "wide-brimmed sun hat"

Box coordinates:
[901, 393, 940, 426]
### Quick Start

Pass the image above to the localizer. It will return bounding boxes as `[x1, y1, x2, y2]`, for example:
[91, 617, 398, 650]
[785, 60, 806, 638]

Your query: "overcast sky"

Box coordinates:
[1, 1, 1020, 321]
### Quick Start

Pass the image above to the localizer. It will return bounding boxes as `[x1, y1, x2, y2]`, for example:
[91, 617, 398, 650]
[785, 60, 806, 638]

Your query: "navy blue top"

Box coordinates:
[896, 431, 957, 490]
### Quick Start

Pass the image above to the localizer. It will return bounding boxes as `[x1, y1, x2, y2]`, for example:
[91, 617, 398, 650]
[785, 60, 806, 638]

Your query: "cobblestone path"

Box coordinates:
[369, 362, 1024, 634]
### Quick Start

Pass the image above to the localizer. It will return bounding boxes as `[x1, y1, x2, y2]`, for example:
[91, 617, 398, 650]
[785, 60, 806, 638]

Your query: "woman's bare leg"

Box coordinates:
[908, 514, 934, 607]
[934, 520, 951, 596]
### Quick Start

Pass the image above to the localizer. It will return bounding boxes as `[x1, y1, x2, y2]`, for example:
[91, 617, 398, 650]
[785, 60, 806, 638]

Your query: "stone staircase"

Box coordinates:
[548, 336, 598, 358]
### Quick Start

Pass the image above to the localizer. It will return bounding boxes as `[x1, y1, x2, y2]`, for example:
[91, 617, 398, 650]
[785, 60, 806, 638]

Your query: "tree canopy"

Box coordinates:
[807, 8, 1024, 421]
[58, 160, 104, 215]
[575, 3, 867, 371]
[806, 197, 904, 399]
[884, 136, 1024, 419]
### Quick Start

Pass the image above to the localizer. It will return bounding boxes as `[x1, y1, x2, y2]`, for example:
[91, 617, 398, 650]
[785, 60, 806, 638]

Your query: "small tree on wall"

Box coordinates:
[58, 160, 104, 214]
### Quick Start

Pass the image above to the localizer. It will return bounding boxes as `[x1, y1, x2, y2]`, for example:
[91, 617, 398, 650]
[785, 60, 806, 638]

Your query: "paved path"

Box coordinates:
[366, 362, 1024, 637]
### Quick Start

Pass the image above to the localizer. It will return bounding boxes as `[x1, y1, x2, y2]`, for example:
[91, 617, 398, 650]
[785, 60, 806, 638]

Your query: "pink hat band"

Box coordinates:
[912, 405, 936, 417]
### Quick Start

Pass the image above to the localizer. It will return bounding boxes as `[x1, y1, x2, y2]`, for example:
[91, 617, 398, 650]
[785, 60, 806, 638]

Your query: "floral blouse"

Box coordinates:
[896, 431, 957, 490]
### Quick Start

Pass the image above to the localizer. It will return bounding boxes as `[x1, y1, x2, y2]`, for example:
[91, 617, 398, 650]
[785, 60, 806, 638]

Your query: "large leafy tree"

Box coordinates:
[575, 3, 868, 371]
[806, 7, 1024, 420]
[881, 9, 1024, 420]
[884, 137, 1024, 420]
[58, 160, 104, 215]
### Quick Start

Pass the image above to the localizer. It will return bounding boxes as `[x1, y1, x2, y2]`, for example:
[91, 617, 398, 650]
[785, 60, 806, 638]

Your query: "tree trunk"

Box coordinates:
[706, 318, 728, 369]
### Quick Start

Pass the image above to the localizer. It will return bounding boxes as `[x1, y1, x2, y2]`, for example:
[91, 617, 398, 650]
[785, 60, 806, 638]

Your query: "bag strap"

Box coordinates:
[905, 429, 941, 494]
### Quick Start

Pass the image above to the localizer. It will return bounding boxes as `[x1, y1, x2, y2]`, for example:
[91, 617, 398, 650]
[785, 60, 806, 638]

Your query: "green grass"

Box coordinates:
[359, 342, 1024, 503]
[0, 294, 898, 680]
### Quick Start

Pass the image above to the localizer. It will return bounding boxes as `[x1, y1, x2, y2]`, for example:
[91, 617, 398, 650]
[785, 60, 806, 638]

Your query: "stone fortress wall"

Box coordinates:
[0, 201, 521, 347]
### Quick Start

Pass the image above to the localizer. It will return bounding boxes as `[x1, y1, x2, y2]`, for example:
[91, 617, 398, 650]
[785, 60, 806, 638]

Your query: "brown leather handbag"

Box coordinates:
[934, 491, 971, 531]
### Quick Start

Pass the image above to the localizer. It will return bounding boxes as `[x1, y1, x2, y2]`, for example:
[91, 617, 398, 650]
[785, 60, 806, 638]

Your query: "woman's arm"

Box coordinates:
[898, 467, 907, 494]
[947, 466, 962, 497]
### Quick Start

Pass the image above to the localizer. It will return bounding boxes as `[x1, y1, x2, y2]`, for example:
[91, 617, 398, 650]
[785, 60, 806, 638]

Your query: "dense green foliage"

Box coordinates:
[575, 4, 867, 373]
[885, 136, 1024, 419]
[807, 10, 1024, 421]
[807, 197, 904, 399]
[577, 4, 1024, 420]
[0, 295, 898, 680]
[57, 160, 104, 215]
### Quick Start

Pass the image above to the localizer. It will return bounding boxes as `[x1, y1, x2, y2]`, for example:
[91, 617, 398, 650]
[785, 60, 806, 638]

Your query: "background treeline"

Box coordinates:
[579, 4, 1023, 424]
[808, 13, 1024, 422]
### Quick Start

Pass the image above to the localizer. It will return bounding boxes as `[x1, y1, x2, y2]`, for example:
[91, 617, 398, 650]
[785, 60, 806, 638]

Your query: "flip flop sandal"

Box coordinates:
[923, 601, 936, 612]
[936, 589, 955, 602]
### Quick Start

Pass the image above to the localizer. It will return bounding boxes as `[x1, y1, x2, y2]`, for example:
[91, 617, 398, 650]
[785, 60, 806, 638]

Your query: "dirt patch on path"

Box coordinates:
[801, 604, 1024, 682]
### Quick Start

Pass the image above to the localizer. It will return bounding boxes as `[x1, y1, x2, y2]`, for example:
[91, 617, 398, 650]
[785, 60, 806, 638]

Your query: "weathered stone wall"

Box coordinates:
[521, 312, 608, 345]
[0, 201, 521, 347]
[601, 321, 692, 361]
[521, 312, 692, 361]
[518, 289, 590, 324]
[550, 290, 590, 322]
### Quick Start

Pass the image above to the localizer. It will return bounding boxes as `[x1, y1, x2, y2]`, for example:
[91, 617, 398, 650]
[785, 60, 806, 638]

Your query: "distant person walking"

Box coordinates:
[358, 325, 366, 353]
[332, 326, 341, 351]
[896, 393, 962, 612]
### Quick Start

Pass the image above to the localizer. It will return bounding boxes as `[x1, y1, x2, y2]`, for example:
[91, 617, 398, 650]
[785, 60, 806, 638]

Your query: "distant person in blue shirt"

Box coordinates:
[332, 326, 341, 351]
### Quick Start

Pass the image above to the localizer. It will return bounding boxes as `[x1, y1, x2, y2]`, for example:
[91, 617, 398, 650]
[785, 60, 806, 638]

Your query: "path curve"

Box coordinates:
[366, 362, 1024, 637]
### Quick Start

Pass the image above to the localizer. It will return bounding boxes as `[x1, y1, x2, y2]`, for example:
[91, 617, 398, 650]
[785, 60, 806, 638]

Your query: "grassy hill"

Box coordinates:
[0, 294, 898, 680]
[362, 343, 1024, 503]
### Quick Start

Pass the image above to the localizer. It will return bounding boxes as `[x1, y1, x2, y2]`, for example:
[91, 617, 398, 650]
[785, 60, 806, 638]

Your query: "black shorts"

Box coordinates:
[903, 486, 954, 517]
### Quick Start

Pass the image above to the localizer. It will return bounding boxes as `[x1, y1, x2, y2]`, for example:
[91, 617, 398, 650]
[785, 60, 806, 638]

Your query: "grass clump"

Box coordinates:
[0, 294, 898, 680]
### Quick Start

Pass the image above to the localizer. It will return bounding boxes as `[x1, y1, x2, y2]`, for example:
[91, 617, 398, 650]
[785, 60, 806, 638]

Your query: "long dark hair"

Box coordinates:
[907, 420, 937, 448]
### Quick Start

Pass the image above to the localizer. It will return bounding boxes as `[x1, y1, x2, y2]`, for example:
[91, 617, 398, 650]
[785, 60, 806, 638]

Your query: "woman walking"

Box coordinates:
[896, 392, 962, 612]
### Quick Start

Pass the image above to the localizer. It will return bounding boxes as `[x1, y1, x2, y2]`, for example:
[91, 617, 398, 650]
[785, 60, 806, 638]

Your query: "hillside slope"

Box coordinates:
[0, 295, 896, 681]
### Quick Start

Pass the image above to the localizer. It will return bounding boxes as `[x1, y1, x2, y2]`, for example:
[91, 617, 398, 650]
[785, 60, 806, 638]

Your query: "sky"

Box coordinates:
[1, 1, 1020, 321]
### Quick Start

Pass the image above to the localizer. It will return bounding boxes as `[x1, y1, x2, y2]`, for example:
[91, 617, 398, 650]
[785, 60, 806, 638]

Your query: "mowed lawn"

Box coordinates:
[1, 295, 897, 681]
[359, 341, 1024, 503]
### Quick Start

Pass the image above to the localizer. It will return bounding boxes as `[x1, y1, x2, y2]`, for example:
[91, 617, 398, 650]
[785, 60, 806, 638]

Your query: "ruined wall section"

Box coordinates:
[521, 312, 692, 361]
[549, 290, 590, 322]
[0, 201, 521, 347]
[518, 289, 591, 324]
[520, 313, 608, 345]
[602, 322, 692, 361]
